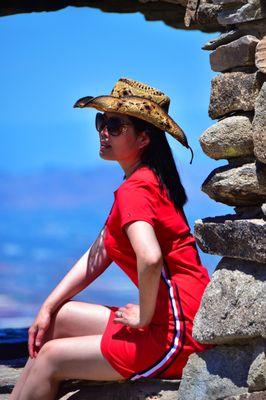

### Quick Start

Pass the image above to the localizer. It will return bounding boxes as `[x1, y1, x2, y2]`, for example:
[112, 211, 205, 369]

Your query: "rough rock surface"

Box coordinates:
[234, 203, 266, 218]
[209, 71, 262, 119]
[217, 0, 266, 26]
[202, 20, 266, 51]
[192, 257, 266, 344]
[0, 358, 180, 400]
[212, 0, 247, 6]
[223, 392, 266, 399]
[195, 3, 222, 28]
[201, 161, 266, 206]
[255, 35, 266, 74]
[199, 114, 254, 159]
[178, 339, 265, 400]
[252, 82, 266, 164]
[202, 29, 245, 50]
[247, 338, 266, 392]
[210, 35, 259, 72]
[194, 215, 266, 263]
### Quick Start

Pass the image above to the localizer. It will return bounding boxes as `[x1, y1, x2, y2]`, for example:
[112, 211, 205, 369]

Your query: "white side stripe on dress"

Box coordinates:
[130, 265, 181, 380]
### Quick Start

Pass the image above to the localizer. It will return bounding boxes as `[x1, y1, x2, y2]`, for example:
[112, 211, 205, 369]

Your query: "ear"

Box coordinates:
[137, 130, 150, 150]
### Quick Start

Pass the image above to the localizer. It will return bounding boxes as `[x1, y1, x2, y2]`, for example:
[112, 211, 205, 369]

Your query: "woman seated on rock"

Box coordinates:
[10, 77, 212, 400]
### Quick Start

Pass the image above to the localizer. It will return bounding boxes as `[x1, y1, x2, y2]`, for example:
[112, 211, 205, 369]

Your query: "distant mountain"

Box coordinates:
[0, 165, 123, 209]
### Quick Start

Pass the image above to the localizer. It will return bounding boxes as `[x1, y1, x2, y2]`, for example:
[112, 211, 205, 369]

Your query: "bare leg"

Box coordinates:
[18, 334, 125, 400]
[9, 301, 117, 399]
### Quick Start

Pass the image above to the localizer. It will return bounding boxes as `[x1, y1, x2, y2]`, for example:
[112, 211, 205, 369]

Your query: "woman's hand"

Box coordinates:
[113, 303, 147, 329]
[28, 306, 52, 358]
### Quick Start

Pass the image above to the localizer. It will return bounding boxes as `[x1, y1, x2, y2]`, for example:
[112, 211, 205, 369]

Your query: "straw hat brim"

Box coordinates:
[73, 95, 189, 148]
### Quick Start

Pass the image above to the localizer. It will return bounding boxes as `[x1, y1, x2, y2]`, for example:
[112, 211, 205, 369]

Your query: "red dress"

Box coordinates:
[100, 166, 212, 380]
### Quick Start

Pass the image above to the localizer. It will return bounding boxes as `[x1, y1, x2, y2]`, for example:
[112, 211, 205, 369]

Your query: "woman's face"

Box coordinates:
[98, 111, 149, 163]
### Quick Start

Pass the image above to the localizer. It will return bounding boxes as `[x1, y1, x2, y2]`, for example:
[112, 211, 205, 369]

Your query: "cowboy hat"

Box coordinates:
[73, 77, 194, 164]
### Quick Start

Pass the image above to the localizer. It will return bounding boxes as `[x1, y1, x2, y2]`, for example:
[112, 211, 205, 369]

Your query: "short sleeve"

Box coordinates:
[115, 179, 158, 231]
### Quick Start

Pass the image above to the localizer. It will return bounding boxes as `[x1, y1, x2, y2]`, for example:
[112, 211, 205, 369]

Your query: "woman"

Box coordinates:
[10, 78, 212, 400]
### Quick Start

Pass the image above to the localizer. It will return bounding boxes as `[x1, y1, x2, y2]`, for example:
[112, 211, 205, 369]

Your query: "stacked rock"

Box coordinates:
[178, 2, 266, 400]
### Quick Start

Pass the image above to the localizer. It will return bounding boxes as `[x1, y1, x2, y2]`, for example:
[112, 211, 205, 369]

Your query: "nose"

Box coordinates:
[100, 126, 110, 142]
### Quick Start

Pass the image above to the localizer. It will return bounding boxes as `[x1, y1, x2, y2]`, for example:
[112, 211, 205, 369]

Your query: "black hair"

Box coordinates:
[124, 115, 188, 210]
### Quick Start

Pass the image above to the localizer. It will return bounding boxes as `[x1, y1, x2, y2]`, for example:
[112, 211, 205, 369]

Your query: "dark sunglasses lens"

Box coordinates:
[107, 117, 123, 135]
[95, 113, 124, 135]
[95, 113, 105, 132]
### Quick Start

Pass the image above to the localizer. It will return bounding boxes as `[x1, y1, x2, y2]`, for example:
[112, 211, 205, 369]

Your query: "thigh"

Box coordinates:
[44, 301, 112, 342]
[38, 335, 126, 381]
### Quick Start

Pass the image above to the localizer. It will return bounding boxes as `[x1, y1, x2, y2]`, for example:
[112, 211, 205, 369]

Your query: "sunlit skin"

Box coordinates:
[10, 111, 163, 400]
[98, 111, 150, 179]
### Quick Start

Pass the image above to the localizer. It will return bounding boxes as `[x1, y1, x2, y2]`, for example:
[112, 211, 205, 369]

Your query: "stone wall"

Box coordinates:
[178, 2, 266, 399]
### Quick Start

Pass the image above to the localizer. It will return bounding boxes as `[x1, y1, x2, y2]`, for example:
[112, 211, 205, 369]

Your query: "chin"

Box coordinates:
[99, 153, 114, 161]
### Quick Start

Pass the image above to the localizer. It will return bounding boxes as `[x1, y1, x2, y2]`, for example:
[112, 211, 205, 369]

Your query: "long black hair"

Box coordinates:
[125, 115, 188, 210]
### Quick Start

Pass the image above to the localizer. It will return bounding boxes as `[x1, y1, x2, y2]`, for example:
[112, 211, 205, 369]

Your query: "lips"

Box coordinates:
[100, 142, 111, 148]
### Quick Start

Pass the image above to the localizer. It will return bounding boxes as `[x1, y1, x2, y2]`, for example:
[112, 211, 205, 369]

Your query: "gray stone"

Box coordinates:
[210, 35, 259, 72]
[199, 115, 254, 159]
[223, 391, 266, 399]
[195, 3, 222, 27]
[201, 161, 266, 206]
[192, 257, 266, 345]
[252, 82, 266, 164]
[202, 22, 266, 51]
[255, 36, 266, 74]
[202, 29, 244, 51]
[217, 0, 266, 26]
[227, 154, 256, 167]
[178, 339, 264, 400]
[209, 71, 262, 119]
[184, 0, 199, 28]
[234, 203, 266, 218]
[248, 338, 266, 392]
[213, 0, 248, 4]
[194, 215, 266, 263]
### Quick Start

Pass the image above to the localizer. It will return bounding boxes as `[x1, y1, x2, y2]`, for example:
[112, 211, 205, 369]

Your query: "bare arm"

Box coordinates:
[124, 221, 163, 327]
[41, 225, 112, 313]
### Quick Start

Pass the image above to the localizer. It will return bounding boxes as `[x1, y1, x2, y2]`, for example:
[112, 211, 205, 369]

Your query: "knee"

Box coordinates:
[34, 341, 61, 376]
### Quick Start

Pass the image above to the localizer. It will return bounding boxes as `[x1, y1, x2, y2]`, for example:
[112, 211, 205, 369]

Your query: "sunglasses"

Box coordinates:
[95, 112, 133, 136]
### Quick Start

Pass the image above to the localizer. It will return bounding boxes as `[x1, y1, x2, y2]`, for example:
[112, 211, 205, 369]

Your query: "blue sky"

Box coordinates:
[1, 6, 223, 174]
[0, 7, 233, 279]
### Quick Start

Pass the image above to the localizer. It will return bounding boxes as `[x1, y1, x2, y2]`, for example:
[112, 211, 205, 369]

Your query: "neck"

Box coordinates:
[121, 159, 143, 180]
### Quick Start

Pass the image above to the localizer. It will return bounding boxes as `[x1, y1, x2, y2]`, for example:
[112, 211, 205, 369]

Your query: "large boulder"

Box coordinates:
[210, 35, 259, 72]
[201, 161, 266, 206]
[178, 339, 266, 400]
[252, 82, 266, 164]
[208, 71, 262, 119]
[192, 257, 266, 345]
[194, 215, 266, 263]
[223, 393, 266, 399]
[247, 340, 266, 392]
[199, 114, 254, 159]
[255, 35, 266, 74]
[217, 0, 266, 26]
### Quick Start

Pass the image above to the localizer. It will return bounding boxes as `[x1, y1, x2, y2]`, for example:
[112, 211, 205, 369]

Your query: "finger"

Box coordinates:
[28, 327, 37, 358]
[35, 328, 45, 347]
[113, 317, 126, 324]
